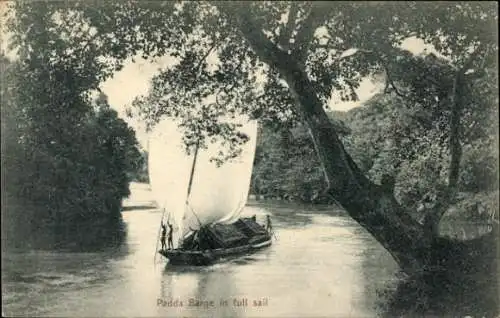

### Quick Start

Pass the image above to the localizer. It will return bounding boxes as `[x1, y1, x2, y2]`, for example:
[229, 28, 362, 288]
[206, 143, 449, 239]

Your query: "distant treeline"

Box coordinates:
[130, 150, 149, 184]
[1, 56, 144, 250]
[249, 112, 348, 205]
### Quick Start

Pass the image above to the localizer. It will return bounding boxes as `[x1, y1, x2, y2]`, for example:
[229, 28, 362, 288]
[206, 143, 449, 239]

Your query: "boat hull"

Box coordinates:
[159, 237, 272, 266]
[158, 217, 273, 266]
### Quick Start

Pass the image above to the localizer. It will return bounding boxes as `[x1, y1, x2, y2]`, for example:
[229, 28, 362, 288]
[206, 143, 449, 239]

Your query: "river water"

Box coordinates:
[2, 183, 404, 317]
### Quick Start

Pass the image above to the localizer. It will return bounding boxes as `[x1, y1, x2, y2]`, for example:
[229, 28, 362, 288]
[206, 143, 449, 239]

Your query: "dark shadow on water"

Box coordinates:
[1, 237, 132, 317]
[379, 271, 499, 318]
[377, 230, 499, 318]
[2, 218, 131, 308]
[2, 215, 129, 255]
[356, 222, 499, 317]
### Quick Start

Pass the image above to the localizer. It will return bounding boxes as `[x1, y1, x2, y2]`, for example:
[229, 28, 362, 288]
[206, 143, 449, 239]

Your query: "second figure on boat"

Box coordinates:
[167, 221, 174, 249]
[160, 220, 174, 250]
[160, 221, 167, 251]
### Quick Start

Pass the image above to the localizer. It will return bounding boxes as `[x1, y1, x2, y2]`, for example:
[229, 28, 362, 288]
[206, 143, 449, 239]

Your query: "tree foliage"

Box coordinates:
[251, 75, 497, 222]
[250, 123, 327, 203]
[1, 54, 142, 249]
[250, 112, 350, 203]
[6, 1, 495, 164]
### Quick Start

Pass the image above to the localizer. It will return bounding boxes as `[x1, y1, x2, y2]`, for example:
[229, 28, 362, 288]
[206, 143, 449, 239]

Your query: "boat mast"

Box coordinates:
[186, 140, 199, 199]
[186, 138, 203, 227]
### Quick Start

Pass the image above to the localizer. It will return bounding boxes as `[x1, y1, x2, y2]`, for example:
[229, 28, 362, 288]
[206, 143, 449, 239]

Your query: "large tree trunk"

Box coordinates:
[280, 53, 499, 314]
[218, 10, 499, 307]
[223, 5, 430, 273]
[283, 63, 433, 272]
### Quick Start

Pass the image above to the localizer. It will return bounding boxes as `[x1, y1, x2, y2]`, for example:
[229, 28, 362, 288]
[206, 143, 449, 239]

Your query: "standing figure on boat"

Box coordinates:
[160, 221, 167, 251]
[266, 215, 272, 233]
[167, 221, 174, 249]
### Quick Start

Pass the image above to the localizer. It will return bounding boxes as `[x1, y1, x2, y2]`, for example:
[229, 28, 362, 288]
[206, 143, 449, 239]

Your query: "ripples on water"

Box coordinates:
[3, 184, 406, 317]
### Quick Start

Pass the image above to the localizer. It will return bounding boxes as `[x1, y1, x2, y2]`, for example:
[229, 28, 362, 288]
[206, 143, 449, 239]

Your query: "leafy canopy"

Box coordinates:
[6, 1, 497, 163]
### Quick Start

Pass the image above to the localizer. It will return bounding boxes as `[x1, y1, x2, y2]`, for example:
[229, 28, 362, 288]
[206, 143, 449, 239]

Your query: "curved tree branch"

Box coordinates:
[195, 42, 217, 76]
[382, 63, 406, 98]
[291, 2, 334, 64]
[422, 42, 487, 237]
[448, 42, 486, 192]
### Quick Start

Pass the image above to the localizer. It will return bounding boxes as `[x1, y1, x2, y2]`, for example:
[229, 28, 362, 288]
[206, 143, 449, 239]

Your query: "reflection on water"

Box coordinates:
[2, 202, 401, 317]
[159, 264, 240, 317]
[5, 183, 494, 317]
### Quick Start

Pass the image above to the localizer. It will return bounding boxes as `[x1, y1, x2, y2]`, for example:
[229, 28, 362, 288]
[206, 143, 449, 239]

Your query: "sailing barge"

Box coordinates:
[159, 217, 272, 266]
[149, 116, 272, 266]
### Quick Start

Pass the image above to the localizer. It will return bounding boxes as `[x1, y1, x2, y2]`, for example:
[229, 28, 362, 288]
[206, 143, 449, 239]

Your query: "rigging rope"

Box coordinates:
[153, 207, 169, 264]
[186, 202, 203, 228]
[226, 198, 245, 223]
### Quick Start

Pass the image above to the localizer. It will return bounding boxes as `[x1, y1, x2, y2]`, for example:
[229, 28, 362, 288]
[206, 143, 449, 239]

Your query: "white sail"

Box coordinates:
[148, 118, 192, 246]
[149, 115, 259, 242]
[181, 119, 258, 237]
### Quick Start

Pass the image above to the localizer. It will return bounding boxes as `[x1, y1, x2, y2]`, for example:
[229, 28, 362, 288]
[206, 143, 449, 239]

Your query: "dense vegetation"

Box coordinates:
[251, 53, 499, 226]
[1, 54, 143, 250]
[250, 113, 346, 204]
[129, 149, 149, 183]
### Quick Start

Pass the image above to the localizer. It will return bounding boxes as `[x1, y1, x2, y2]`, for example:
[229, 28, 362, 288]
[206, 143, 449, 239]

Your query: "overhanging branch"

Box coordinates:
[448, 42, 486, 192]
[215, 4, 292, 70]
[278, 2, 299, 51]
[195, 42, 217, 76]
[382, 63, 406, 98]
[422, 42, 487, 237]
[291, 2, 334, 64]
